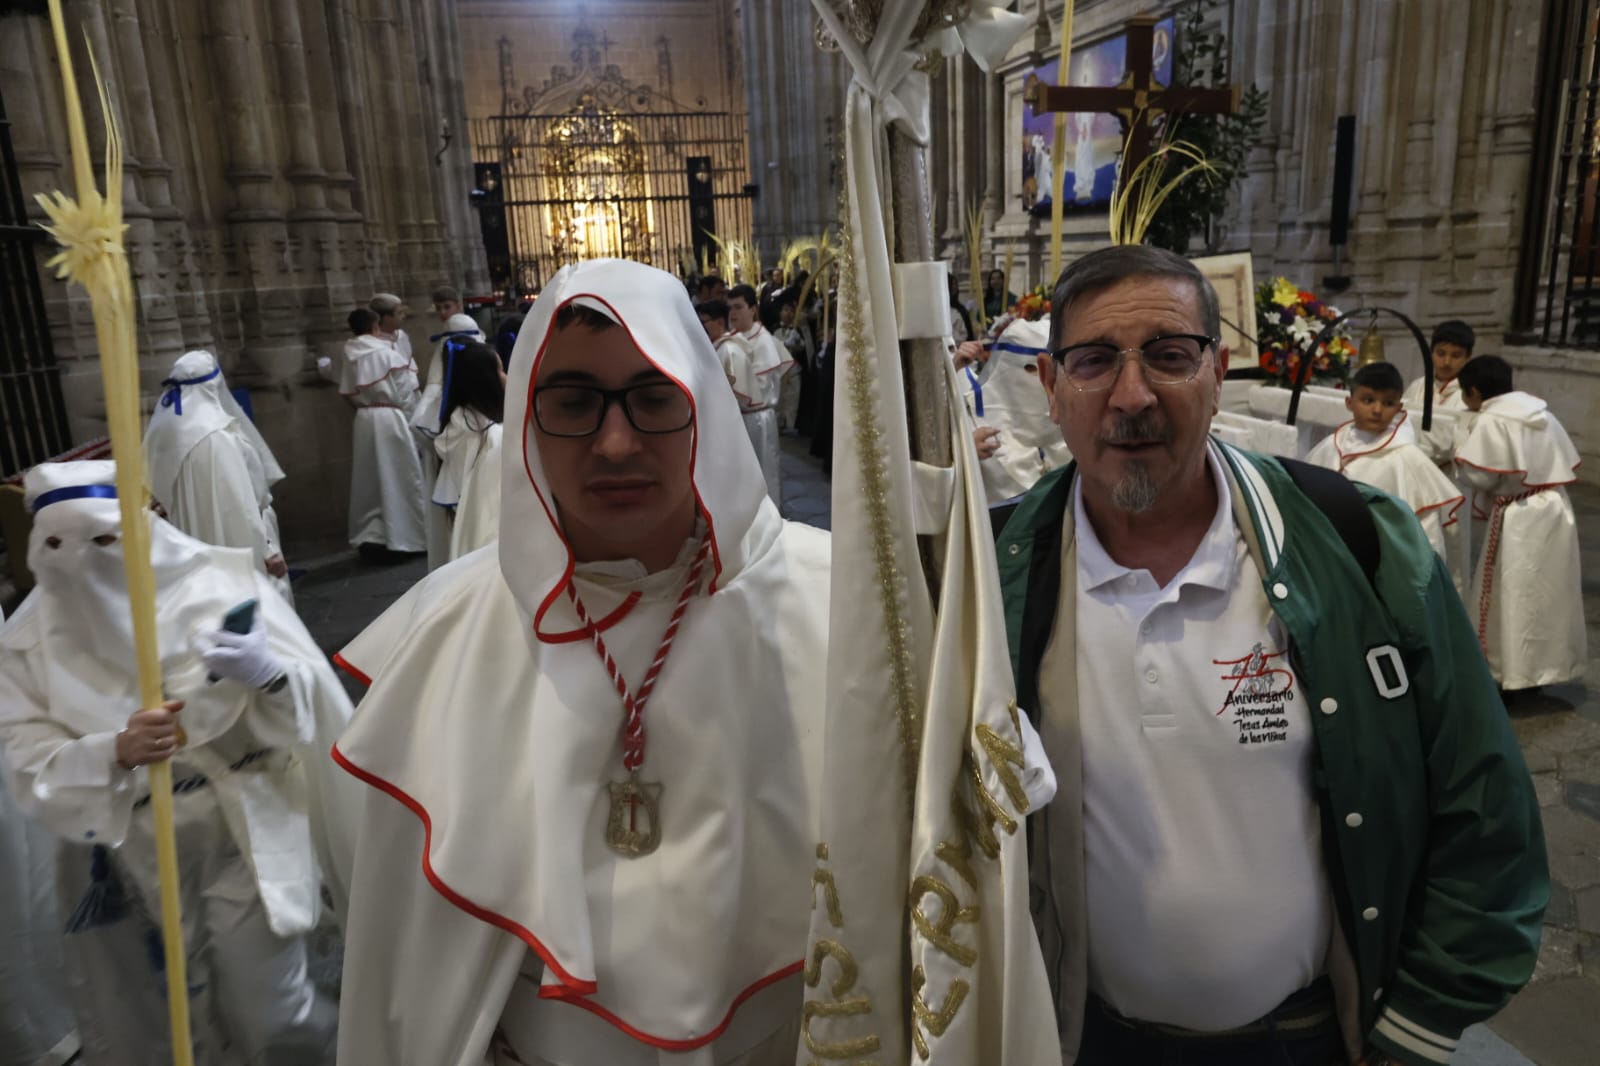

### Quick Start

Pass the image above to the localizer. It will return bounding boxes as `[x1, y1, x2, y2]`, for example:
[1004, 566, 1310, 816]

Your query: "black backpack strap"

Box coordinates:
[1277, 457, 1381, 586]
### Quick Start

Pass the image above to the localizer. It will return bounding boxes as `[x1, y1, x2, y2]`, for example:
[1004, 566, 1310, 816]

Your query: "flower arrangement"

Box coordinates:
[1010, 284, 1053, 322]
[983, 283, 1053, 346]
[1254, 276, 1355, 387]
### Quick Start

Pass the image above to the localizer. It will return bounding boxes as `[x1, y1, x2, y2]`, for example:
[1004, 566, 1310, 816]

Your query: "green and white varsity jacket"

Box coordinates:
[996, 440, 1548, 1066]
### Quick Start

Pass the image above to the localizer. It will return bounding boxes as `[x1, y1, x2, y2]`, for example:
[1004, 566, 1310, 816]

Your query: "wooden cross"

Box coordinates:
[1025, 14, 1242, 184]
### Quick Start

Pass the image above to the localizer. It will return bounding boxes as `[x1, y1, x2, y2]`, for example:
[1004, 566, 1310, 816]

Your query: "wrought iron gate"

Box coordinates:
[0, 81, 72, 477]
[471, 102, 755, 298]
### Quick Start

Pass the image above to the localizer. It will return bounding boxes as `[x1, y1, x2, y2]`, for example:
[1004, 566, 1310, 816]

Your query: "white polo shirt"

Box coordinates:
[1074, 447, 1331, 1031]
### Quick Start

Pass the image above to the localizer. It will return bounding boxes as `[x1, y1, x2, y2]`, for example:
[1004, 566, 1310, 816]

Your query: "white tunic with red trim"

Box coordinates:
[333, 260, 829, 1066]
[1307, 412, 1468, 596]
[1455, 391, 1585, 689]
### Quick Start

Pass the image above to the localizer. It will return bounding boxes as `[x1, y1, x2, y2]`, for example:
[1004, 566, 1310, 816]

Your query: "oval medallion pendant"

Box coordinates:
[605, 773, 663, 857]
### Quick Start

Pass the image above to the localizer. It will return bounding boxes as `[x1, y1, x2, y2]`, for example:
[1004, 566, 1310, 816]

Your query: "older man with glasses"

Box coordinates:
[996, 245, 1546, 1066]
[331, 258, 832, 1066]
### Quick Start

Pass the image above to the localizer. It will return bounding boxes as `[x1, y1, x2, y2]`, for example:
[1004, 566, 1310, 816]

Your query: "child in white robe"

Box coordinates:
[432, 340, 505, 561]
[1453, 356, 1586, 690]
[1402, 319, 1475, 466]
[697, 297, 779, 503]
[1308, 362, 1468, 596]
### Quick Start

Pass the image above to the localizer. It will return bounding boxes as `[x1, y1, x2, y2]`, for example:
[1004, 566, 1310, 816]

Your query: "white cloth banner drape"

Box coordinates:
[803, 3, 1058, 1063]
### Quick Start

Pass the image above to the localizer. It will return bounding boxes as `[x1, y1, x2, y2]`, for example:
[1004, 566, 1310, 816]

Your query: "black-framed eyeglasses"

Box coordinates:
[532, 382, 694, 438]
[1050, 333, 1218, 392]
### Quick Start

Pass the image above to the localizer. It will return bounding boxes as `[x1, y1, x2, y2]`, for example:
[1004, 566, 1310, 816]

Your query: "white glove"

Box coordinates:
[201, 620, 285, 690]
[1014, 709, 1057, 814]
[315, 355, 336, 382]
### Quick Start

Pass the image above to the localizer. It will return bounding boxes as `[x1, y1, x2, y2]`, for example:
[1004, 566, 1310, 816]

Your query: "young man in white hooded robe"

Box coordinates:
[341, 307, 429, 555]
[0, 461, 359, 1064]
[1308, 362, 1468, 596]
[331, 259, 830, 1066]
[1454, 356, 1587, 691]
[144, 349, 294, 603]
[727, 284, 788, 503]
[411, 297, 489, 568]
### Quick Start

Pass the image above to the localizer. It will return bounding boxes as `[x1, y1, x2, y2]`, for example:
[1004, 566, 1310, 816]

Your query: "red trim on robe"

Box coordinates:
[332, 652, 371, 687]
[330, 743, 598, 996]
[331, 742, 805, 1051]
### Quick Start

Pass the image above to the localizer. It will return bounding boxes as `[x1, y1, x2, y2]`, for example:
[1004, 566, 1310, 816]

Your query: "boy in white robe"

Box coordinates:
[144, 349, 293, 603]
[697, 297, 778, 502]
[342, 308, 428, 556]
[1401, 319, 1474, 467]
[728, 283, 788, 503]
[431, 340, 505, 561]
[0, 461, 357, 1063]
[332, 259, 831, 1066]
[1308, 362, 1468, 595]
[1455, 355, 1586, 691]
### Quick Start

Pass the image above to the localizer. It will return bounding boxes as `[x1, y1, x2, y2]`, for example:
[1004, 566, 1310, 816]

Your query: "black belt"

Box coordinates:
[131, 749, 274, 811]
[1090, 976, 1336, 1042]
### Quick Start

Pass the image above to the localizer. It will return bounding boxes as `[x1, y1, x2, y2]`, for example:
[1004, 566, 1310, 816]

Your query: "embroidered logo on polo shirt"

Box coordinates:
[1213, 642, 1297, 744]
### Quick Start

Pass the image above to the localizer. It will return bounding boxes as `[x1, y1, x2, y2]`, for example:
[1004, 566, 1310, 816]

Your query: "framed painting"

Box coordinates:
[1021, 17, 1175, 213]
[1192, 251, 1256, 366]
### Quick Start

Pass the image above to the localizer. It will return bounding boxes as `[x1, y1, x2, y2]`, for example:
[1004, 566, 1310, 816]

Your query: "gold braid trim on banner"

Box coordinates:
[837, 189, 922, 796]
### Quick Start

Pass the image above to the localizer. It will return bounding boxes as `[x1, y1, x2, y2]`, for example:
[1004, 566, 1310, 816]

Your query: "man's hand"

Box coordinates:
[974, 426, 1002, 460]
[201, 620, 286, 690]
[264, 553, 289, 579]
[115, 701, 185, 769]
[953, 341, 985, 370]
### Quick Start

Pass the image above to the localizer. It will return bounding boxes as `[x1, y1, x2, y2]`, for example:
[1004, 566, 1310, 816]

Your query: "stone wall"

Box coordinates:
[738, 0, 849, 261]
[1, 0, 487, 555]
[1502, 346, 1600, 486]
[457, 0, 744, 124]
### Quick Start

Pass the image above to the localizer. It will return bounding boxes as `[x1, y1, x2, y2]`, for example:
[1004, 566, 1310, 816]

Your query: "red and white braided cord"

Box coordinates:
[566, 539, 710, 772]
[1476, 488, 1540, 656]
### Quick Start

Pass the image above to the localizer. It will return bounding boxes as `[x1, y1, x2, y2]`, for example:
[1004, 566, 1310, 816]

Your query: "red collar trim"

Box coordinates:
[1334, 412, 1406, 469]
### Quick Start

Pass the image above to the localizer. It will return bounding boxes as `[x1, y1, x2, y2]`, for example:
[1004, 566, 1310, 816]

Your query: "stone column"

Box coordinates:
[983, 70, 1004, 229]
[267, 0, 332, 221]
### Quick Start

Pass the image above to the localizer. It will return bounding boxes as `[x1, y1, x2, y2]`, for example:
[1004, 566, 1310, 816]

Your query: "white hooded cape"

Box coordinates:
[432, 408, 504, 562]
[1455, 391, 1586, 688]
[0, 461, 360, 930]
[957, 317, 1073, 505]
[333, 259, 829, 1066]
[143, 350, 291, 600]
[1307, 412, 1468, 595]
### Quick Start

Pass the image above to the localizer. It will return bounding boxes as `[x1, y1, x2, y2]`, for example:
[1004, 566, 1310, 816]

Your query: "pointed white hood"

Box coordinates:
[144, 350, 284, 512]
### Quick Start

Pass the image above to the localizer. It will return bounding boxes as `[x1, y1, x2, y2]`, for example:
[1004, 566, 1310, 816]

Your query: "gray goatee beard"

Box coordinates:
[1101, 412, 1170, 513]
[1110, 463, 1160, 513]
